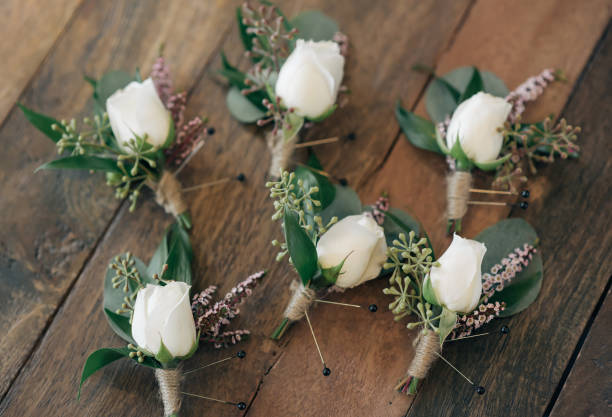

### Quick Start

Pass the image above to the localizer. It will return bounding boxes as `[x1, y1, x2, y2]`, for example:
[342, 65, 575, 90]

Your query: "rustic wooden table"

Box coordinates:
[1, 1, 610, 416]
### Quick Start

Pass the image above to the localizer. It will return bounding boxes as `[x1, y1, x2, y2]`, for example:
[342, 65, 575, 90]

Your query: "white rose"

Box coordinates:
[106, 78, 172, 151]
[132, 281, 196, 359]
[275, 39, 345, 119]
[316, 214, 387, 288]
[445, 92, 512, 163]
[429, 234, 486, 313]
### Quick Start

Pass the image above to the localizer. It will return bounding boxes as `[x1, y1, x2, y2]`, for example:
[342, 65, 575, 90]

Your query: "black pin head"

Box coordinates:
[519, 201, 528, 210]
[475, 386, 485, 395]
[520, 189, 530, 198]
[322, 367, 331, 376]
[237, 402, 247, 410]
[339, 178, 348, 186]
[237, 350, 246, 359]
[236, 173, 246, 182]
[500, 325, 510, 335]
[368, 304, 378, 313]
[207, 127, 216, 135]
[347, 132, 356, 141]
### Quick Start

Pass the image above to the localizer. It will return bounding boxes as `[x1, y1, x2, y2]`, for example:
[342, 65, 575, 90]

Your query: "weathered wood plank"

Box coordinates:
[0, 0, 474, 415]
[406, 23, 612, 417]
[550, 284, 612, 417]
[0, 0, 236, 402]
[0, 0, 85, 125]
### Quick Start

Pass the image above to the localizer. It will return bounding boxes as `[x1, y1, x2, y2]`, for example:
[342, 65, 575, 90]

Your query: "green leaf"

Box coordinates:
[438, 307, 457, 344]
[318, 184, 362, 226]
[283, 112, 304, 142]
[155, 339, 175, 364]
[425, 66, 509, 124]
[473, 153, 511, 172]
[161, 223, 193, 285]
[307, 104, 337, 123]
[226, 86, 266, 123]
[36, 156, 121, 173]
[458, 67, 484, 103]
[219, 53, 269, 111]
[293, 153, 336, 211]
[315, 254, 349, 288]
[236, 7, 256, 55]
[291, 10, 339, 42]
[475, 218, 543, 317]
[104, 308, 135, 344]
[94, 71, 136, 110]
[283, 207, 318, 285]
[381, 208, 421, 247]
[449, 139, 472, 171]
[79, 348, 129, 399]
[18, 103, 64, 142]
[395, 103, 442, 154]
[422, 275, 439, 306]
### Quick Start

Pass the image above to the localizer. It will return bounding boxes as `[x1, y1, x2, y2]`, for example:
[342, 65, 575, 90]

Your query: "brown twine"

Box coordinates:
[266, 130, 297, 178]
[284, 281, 316, 321]
[446, 170, 472, 220]
[150, 171, 187, 218]
[407, 329, 440, 379]
[155, 368, 182, 417]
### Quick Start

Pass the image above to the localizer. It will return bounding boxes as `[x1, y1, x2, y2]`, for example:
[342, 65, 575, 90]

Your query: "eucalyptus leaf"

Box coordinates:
[425, 67, 509, 124]
[161, 223, 193, 285]
[284, 207, 318, 285]
[318, 184, 362, 225]
[395, 103, 442, 154]
[475, 218, 543, 317]
[104, 308, 135, 344]
[36, 156, 121, 173]
[226, 87, 266, 123]
[291, 10, 339, 42]
[19, 104, 64, 142]
[438, 307, 457, 344]
[381, 208, 421, 247]
[458, 67, 484, 103]
[94, 71, 136, 110]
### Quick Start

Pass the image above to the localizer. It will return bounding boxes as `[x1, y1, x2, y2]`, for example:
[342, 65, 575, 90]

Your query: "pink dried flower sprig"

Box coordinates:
[192, 270, 265, 348]
[505, 68, 560, 123]
[150, 55, 209, 167]
[451, 301, 506, 339]
[367, 194, 390, 226]
[482, 243, 537, 302]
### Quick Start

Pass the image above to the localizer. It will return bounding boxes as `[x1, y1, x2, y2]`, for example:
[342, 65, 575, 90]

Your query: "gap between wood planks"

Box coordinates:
[0, 12, 236, 406]
[0, 0, 88, 131]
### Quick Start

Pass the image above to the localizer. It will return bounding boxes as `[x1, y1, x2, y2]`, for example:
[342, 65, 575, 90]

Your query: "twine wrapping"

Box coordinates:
[395, 329, 441, 394]
[266, 130, 297, 178]
[150, 171, 187, 218]
[446, 170, 472, 220]
[284, 281, 316, 321]
[155, 368, 182, 417]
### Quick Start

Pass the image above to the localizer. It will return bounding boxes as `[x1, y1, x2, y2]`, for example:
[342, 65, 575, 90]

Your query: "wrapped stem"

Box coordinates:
[395, 329, 440, 395]
[271, 281, 315, 340]
[149, 171, 191, 228]
[266, 129, 298, 178]
[155, 367, 182, 416]
[446, 170, 472, 232]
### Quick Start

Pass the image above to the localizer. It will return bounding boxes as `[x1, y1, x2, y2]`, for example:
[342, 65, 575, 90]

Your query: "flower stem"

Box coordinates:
[270, 317, 290, 340]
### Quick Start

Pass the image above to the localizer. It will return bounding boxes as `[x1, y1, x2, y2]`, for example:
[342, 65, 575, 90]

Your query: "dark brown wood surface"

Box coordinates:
[0, 1, 610, 416]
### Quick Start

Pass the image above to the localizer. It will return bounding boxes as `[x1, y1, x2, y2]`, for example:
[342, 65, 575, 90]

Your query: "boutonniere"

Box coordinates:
[383, 217, 541, 395]
[220, 1, 348, 176]
[396, 66, 580, 232]
[20, 51, 218, 229]
[265, 155, 420, 375]
[78, 223, 264, 416]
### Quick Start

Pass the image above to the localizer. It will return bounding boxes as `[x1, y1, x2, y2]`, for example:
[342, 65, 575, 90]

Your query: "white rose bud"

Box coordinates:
[429, 234, 486, 313]
[131, 281, 196, 359]
[106, 78, 171, 151]
[445, 92, 512, 163]
[275, 39, 345, 119]
[316, 214, 388, 288]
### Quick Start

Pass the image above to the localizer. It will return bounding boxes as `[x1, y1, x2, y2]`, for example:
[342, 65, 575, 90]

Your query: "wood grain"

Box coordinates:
[406, 23, 612, 417]
[550, 285, 612, 417]
[0, 0, 85, 125]
[0, 0, 236, 402]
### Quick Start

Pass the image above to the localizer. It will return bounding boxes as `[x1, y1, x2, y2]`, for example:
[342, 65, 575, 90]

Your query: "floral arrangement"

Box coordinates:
[382, 217, 542, 394]
[20, 52, 212, 228]
[79, 223, 264, 416]
[265, 154, 424, 375]
[396, 66, 580, 232]
[220, 1, 348, 176]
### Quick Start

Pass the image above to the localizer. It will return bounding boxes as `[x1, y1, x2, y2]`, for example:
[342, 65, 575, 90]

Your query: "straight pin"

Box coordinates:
[304, 310, 331, 376]
[182, 173, 246, 193]
[446, 332, 490, 342]
[467, 201, 509, 207]
[294, 137, 339, 148]
[174, 140, 205, 176]
[183, 356, 233, 375]
[182, 392, 247, 410]
[314, 299, 362, 308]
[469, 188, 515, 195]
[433, 351, 474, 385]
